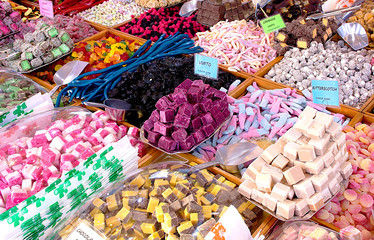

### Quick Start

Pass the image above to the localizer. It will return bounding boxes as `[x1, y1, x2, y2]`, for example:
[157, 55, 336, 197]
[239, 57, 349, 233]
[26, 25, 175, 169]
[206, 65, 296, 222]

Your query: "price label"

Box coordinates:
[260, 14, 286, 34]
[66, 223, 106, 240]
[39, 0, 54, 19]
[311, 80, 340, 106]
[194, 54, 218, 79]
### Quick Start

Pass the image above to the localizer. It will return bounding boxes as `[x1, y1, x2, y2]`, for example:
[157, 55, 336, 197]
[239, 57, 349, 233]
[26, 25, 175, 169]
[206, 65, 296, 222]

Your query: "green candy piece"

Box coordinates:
[58, 44, 70, 54]
[25, 52, 33, 60]
[9, 85, 21, 92]
[51, 48, 62, 58]
[10, 92, 16, 99]
[28, 85, 35, 91]
[60, 33, 70, 43]
[20, 60, 31, 71]
[48, 27, 58, 38]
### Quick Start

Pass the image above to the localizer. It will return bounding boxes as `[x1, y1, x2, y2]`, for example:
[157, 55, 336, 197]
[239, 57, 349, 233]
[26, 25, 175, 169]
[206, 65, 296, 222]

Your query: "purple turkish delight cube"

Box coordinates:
[210, 106, 221, 116]
[222, 107, 230, 118]
[203, 124, 215, 136]
[179, 135, 196, 151]
[174, 88, 187, 95]
[150, 111, 160, 121]
[214, 111, 226, 125]
[143, 119, 154, 131]
[154, 122, 173, 136]
[213, 89, 227, 100]
[177, 79, 193, 89]
[193, 129, 206, 143]
[156, 96, 171, 111]
[174, 114, 190, 129]
[187, 86, 202, 103]
[177, 103, 193, 117]
[193, 103, 203, 117]
[191, 80, 206, 90]
[3, 16, 11, 26]
[191, 117, 201, 130]
[171, 91, 187, 106]
[171, 128, 188, 142]
[146, 131, 161, 144]
[10, 12, 21, 23]
[201, 98, 213, 112]
[203, 88, 214, 99]
[160, 109, 175, 123]
[158, 136, 177, 152]
[201, 113, 214, 125]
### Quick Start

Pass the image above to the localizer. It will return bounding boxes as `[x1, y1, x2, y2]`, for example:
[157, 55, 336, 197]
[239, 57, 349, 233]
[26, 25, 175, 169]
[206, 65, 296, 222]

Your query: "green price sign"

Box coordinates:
[260, 14, 286, 34]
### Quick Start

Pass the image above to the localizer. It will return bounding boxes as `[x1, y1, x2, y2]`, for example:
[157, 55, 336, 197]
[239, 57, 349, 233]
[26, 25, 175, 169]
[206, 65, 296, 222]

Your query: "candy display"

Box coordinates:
[196, 20, 277, 73]
[239, 107, 352, 220]
[266, 41, 374, 108]
[135, 0, 184, 8]
[0, 71, 46, 113]
[35, 35, 142, 83]
[347, 0, 374, 48]
[267, 221, 346, 240]
[260, 0, 322, 22]
[0, 108, 145, 212]
[0, 1, 22, 35]
[42, 15, 98, 43]
[57, 162, 262, 239]
[120, 7, 208, 41]
[107, 56, 242, 125]
[143, 79, 231, 153]
[315, 122, 374, 239]
[11, 4, 40, 22]
[192, 83, 349, 162]
[196, 0, 254, 27]
[78, 0, 147, 27]
[54, 0, 107, 16]
[2, 21, 73, 72]
[273, 17, 338, 55]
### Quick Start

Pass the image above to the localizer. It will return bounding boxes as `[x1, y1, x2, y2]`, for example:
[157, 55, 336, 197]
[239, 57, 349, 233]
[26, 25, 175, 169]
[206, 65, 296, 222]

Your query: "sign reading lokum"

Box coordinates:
[194, 54, 218, 79]
[311, 80, 340, 106]
[39, 0, 54, 19]
[260, 14, 286, 34]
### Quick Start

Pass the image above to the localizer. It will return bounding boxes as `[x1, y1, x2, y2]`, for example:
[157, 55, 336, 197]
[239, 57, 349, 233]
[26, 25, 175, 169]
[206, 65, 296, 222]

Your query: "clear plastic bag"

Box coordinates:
[53, 161, 263, 240]
[0, 69, 47, 114]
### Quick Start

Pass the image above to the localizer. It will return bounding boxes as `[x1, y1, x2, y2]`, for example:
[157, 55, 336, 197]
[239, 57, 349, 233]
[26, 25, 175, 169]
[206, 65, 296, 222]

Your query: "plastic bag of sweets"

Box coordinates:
[0, 70, 47, 115]
[0, 107, 146, 215]
[51, 161, 263, 240]
[0, 132, 142, 240]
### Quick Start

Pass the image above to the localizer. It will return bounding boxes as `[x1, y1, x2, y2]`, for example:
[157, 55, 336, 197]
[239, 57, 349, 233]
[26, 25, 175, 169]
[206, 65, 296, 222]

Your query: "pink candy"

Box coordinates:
[0, 110, 145, 211]
[316, 123, 374, 239]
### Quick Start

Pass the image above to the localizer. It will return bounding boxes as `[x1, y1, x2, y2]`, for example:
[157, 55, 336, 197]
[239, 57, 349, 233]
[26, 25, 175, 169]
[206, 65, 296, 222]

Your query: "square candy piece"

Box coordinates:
[293, 199, 309, 217]
[314, 111, 334, 129]
[306, 120, 326, 139]
[297, 145, 316, 162]
[154, 122, 173, 136]
[305, 156, 324, 175]
[179, 135, 196, 150]
[271, 154, 289, 170]
[283, 142, 301, 162]
[293, 178, 315, 199]
[282, 128, 302, 143]
[47, 27, 59, 38]
[299, 106, 317, 119]
[172, 128, 188, 142]
[187, 86, 202, 103]
[307, 192, 324, 211]
[255, 173, 273, 193]
[174, 114, 191, 129]
[59, 44, 70, 54]
[51, 48, 62, 58]
[293, 117, 313, 134]
[178, 103, 193, 117]
[262, 144, 281, 164]
[326, 121, 342, 139]
[20, 60, 31, 71]
[271, 182, 291, 202]
[276, 200, 295, 219]
[202, 124, 215, 136]
[160, 109, 174, 123]
[283, 166, 305, 185]
[193, 129, 206, 143]
[146, 131, 161, 144]
[158, 136, 177, 152]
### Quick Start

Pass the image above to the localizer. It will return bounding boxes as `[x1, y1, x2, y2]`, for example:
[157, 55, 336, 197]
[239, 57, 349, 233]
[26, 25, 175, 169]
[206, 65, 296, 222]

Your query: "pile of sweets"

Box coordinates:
[0, 111, 145, 212]
[78, 0, 148, 27]
[67, 165, 262, 239]
[107, 56, 241, 125]
[239, 106, 353, 220]
[322, 0, 355, 12]
[0, 77, 43, 113]
[5, 21, 74, 72]
[42, 15, 98, 43]
[315, 122, 374, 240]
[120, 7, 208, 41]
[259, 0, 322, 22]
[135, 0, 183, 8]
[192, 83, 349, 162]
[196, 20, 276, 73]
[347, 0, 374, 48]
[0, 1, 22, 37]
[143, 79, 231, 153]
[12, 4, 41, 22]
[196, 0, 254, 27]
[266, 40, 374, 108]
[273, 17, 338, 55]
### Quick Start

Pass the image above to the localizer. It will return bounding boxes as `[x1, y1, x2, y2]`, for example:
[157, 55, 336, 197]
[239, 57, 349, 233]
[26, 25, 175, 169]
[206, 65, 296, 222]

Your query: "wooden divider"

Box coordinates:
[362, 95, 374, 117]
[254, 56, 283, 77]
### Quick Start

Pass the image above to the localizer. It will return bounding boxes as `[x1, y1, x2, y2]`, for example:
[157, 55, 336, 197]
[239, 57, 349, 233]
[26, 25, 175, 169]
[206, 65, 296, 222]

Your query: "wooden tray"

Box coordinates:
[254, 56, 283, 77]
[361, 95, 374, 117]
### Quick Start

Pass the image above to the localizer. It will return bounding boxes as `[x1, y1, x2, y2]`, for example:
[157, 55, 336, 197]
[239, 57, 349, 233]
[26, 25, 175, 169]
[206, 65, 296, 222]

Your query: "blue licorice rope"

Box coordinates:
[56, 33, 203, 107]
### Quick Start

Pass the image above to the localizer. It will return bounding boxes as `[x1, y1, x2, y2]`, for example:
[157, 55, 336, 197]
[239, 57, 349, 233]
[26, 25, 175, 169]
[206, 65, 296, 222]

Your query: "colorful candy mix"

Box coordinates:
[0, 110, 145, 212]
[316, 122, 374, 240]
[196, 20, 277, 73]
[78, 0, 147, 27]
[192, 83, 349, 162]
[42, 15, 98, 43]
[120, 7, 208, 41]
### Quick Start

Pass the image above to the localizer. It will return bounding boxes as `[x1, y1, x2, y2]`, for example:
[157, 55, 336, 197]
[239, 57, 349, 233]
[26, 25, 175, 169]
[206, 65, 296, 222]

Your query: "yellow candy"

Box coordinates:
[94, 213, 105, 231]
[141, 223, 156, 234]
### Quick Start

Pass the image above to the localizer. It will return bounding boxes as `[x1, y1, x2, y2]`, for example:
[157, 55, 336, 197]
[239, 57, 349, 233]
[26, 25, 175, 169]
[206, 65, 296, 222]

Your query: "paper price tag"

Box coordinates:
[66, 223, 106, 240]
[312, 80, 340, 106]
[260, 14, 286, 34]
[194, 54, 218, 79]
[39, 0, 54, 18]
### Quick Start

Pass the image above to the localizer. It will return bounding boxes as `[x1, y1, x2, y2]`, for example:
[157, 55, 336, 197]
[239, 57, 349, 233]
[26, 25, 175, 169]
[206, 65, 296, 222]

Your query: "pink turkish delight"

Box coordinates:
[171, 91, 188, 106]
[160, 109, 175, 123]
[202, 124, 215, 136]
[177, 103, 193, 117]
[174, 114, 190, 129]
[177, 79, 193, 90]
[143, 119, 154, 131]
[146, 131, 161, 144]
[179, 135, 196, 150]
[193, 129, 206, 143]
[171, 128, 188, 142]
[201, 113, 214, 125]
[191, 117, 201, 130]
[187, 87, 202, 103]
[158, 136, 177, 152]
[154, 122, 173, 136]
